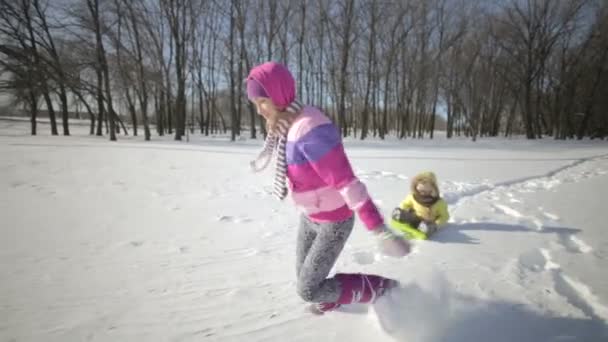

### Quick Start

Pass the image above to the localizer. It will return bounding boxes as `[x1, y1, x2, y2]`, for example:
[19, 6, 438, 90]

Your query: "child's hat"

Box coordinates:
[246, 62, 296, 109]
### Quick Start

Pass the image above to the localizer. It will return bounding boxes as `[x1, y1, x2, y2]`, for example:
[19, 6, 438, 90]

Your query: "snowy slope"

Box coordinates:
[1, 119, 607, 342]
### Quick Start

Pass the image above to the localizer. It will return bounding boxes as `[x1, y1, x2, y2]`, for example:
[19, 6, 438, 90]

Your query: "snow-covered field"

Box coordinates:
[2, 119, 607, 341]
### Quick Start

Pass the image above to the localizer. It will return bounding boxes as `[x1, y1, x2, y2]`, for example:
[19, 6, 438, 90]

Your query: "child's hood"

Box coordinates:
[410, 171, 440, 197]
[246, 61, 295, 109]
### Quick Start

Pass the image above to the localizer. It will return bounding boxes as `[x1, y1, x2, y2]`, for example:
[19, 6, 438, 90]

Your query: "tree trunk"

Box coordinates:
[361, 2, 377, 141]
[111, 108, 129, 135]
[229, 0, 237, 141]
[337, 0, 355, 137]
[523, 79, 535, 139]
[88, 0, 116, 140]
[95, 70, 105, 137]
[29, 91, 37, 135]
[125, 88, 138, 136]
[298, 0, 306, 98]
[57, 84, 70, 136]
[22, 0, 57, 135]
[72, 90, 96, 135]
[40, 92, 58, 135]
[446, 95, 453, 138]
[577, 46, 608, 139]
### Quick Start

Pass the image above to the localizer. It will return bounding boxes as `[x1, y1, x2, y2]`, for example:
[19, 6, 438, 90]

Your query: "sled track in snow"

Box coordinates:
[446, 153, 608, 206]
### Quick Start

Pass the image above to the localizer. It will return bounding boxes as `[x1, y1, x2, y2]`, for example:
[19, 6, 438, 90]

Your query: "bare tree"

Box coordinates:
[359, 0, 377, 140]
[326, 0, 357, 137]
[87, 0, 116, 140]
[2, 0, 60, 135]
[0, 3, 39, 135]
[576, 3, 608, 139]
[123, 0, 151, 140]
[228, 0, 237, 141]
[491, 0, 587, 139]
[162, 0, 199, 141]
[29, 0, 71, 135]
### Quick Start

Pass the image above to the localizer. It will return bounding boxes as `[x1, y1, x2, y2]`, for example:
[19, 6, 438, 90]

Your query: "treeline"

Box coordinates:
[0, 0, 606, 141]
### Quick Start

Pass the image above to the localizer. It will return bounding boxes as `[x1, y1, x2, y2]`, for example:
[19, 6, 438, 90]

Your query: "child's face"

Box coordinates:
[416, 182, 436, 197]
[252, 98, 280, 121]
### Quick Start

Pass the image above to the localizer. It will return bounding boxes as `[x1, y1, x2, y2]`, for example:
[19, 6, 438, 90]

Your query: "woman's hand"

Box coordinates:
[374, 225, 411, 257]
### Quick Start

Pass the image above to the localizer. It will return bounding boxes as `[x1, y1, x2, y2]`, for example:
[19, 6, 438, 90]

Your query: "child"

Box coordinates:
[247, 61, 410, 314]
[392, 171, 449, 237]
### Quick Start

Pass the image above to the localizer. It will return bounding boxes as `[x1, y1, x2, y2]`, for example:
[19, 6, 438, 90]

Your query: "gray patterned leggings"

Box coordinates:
[295, 214, 354, 303]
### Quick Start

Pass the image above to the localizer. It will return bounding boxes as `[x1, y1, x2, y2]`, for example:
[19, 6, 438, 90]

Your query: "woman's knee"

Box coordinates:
[296, 279, 317, 302]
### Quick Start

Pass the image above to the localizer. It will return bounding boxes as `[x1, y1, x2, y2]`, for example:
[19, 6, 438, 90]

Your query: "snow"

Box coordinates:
[1, 119, 608, 341]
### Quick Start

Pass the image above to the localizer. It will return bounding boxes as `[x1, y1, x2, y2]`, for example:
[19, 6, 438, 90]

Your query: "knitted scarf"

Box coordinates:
[250, 100, 303, 200]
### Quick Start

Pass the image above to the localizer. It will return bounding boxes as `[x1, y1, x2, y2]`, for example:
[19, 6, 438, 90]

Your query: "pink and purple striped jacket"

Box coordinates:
[286, 106, 384, 231]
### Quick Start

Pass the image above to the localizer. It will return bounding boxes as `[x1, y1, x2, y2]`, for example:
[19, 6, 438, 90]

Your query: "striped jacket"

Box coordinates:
[286, 106, 383, 231]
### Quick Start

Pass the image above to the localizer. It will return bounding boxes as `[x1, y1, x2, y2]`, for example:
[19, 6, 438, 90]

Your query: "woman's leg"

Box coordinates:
[296, 216, 354, 303]
[296, 214, 318, 278]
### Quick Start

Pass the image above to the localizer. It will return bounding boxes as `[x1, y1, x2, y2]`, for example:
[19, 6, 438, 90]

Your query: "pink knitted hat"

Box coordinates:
[246, 61, 296, 109]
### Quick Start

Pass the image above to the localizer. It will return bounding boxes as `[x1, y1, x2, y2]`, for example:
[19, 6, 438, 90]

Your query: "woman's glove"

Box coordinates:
[373, 225, 411, 257]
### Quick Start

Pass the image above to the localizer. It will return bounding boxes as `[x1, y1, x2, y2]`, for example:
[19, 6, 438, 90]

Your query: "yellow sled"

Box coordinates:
[389, 219, 428, 240]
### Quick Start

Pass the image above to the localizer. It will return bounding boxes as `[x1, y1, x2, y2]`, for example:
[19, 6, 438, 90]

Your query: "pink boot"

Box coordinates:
[309, 274, 398, 315]
[335, 273, 399, 305]
[309, 302, 341, 315]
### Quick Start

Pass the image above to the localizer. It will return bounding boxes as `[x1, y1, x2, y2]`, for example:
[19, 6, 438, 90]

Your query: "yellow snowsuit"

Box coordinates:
[399, 172, 449, 225]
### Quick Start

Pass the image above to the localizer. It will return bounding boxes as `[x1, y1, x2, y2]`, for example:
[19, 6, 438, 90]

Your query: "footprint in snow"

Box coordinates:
[217, 215, 252, 224]
[130, 241, 144, 247]
[558, 235, 593, 254]
[352, 251, 376, 265]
